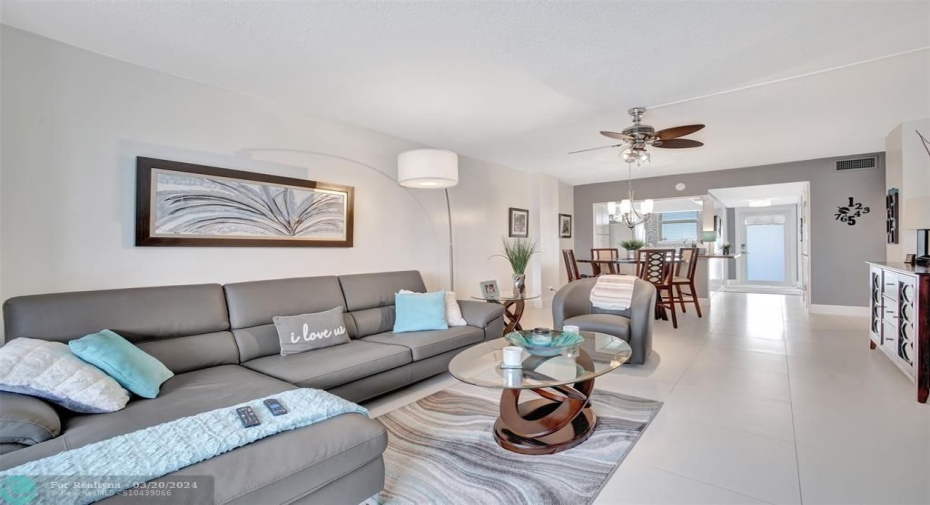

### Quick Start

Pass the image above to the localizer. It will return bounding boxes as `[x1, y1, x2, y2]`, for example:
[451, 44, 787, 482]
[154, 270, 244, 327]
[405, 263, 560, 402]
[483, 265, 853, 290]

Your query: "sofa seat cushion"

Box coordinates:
[0, 365, 296, 470]
[362, 326, 484, 361]
[564, 314, 631, 341]
[104, 408, 386, 504]
[242, 340, 411, 390]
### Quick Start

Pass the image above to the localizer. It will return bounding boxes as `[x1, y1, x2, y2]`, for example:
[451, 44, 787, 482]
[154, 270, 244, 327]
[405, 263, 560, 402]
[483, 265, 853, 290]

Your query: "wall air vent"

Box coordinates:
[835, 157, 877, 172]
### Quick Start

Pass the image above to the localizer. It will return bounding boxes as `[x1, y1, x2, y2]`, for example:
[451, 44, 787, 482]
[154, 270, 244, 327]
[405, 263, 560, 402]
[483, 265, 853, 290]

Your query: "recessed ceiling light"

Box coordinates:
[675, 183, 686, 191]
[749, 199, 772, 207]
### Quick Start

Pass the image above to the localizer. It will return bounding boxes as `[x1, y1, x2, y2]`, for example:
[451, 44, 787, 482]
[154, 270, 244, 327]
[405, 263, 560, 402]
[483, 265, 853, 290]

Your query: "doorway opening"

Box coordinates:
[708, 182, 810, 300]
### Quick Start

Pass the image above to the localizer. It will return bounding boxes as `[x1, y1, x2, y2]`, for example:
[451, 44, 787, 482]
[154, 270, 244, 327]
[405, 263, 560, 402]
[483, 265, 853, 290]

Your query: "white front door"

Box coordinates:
[735, 205, 799, 288]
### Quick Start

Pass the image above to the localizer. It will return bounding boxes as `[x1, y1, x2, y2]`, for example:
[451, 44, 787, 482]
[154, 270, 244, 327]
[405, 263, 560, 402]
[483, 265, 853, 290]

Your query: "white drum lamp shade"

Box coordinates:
[397, 149, 459, 188]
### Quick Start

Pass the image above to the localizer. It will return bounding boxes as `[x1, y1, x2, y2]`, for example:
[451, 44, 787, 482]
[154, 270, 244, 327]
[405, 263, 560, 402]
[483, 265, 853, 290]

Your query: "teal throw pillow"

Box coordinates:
[394, 291, 449, 333]
[69, 330, 174, 399]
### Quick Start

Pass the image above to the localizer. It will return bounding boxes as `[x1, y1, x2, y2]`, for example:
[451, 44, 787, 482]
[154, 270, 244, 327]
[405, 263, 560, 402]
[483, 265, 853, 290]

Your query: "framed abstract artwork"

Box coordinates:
[559, 213, 572, 238]
[509, 207, 529, 238]
[136, 157, 354, 247]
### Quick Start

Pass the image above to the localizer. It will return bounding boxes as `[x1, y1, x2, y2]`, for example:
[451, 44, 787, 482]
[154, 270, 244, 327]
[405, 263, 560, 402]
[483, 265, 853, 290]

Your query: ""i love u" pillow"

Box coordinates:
[272, 307, 351, 356]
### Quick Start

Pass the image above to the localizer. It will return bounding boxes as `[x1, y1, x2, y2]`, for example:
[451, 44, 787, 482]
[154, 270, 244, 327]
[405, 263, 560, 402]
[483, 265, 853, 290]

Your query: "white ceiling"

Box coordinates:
[3, 1, 928, 184]
[709, 182, 807, 208]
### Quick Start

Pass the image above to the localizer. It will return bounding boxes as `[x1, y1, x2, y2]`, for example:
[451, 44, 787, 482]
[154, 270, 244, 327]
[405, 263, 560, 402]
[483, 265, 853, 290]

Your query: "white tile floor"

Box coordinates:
[365, 292, 930, 505]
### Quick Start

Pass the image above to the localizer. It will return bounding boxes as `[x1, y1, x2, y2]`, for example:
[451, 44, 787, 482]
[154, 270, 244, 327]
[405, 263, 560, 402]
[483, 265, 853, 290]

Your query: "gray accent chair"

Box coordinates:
[552, 277, 656, 365]
[0, 271, 505, 504]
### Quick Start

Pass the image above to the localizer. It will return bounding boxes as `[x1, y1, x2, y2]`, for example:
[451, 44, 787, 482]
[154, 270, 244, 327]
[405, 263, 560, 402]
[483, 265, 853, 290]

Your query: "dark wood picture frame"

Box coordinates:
[136, 157, 355, 247]
[559, 213, 572, 238]
[508, 207, 529, 238]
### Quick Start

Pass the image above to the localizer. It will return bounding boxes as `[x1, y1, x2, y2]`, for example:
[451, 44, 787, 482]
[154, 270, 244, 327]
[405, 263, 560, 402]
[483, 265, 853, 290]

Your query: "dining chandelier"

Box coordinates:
[609, 156, 654, 229]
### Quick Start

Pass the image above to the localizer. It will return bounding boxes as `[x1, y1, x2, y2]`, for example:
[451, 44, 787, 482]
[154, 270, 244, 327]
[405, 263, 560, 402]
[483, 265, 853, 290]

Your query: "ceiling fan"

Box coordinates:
[570, 107, 705, 162]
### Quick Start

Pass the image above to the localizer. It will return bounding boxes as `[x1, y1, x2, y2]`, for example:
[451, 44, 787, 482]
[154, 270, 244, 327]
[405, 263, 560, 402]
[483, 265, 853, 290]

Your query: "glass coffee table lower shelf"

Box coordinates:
[448, 332, 631, 455]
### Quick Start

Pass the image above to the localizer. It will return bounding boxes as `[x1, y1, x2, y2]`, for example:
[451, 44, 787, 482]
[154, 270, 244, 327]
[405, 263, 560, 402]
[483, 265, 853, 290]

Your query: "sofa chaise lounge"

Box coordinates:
[0, 270, 505, 504]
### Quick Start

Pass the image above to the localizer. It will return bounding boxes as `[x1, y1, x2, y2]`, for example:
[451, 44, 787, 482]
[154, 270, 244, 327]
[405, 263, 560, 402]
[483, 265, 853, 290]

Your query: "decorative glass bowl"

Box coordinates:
[504, 329, 584, 357]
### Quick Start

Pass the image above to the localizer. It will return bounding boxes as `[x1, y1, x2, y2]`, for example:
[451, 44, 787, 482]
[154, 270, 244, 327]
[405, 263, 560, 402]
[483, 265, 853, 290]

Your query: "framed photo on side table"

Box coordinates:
[509, 208, 529, 238]
[479, 280, 500, 300]
[559, 213, 572, 238]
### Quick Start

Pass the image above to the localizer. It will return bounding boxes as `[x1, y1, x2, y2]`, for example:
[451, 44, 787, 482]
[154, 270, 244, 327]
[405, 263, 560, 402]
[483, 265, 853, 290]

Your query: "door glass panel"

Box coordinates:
[746, 224, 785, 282]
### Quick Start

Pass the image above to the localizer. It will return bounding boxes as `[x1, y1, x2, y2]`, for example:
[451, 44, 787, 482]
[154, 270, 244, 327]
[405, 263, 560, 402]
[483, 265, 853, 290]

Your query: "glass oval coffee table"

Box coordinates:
[449, 332, 631, 455]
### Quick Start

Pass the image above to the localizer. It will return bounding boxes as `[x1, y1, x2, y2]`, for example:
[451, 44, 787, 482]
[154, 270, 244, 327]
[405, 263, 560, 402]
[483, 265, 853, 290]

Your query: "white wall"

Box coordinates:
[0, 27, 565, 317]
[885, 118, 930, 261]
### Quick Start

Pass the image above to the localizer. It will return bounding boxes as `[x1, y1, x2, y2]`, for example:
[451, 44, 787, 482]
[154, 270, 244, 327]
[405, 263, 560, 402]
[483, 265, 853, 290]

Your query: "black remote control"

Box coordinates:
[236, 406, 261, 428]
[264, 398, 288, 416]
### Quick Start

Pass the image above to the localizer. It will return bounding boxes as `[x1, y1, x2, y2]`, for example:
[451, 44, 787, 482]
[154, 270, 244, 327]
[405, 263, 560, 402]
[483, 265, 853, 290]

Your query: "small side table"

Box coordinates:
[471, 293, 540, 334]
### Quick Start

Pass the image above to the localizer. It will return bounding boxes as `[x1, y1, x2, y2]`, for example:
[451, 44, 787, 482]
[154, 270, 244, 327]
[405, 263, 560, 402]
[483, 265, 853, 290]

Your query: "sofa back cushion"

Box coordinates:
[338, 271, 427, 338]
[2, 284, 236, 374]
[224, 276, 348, 361]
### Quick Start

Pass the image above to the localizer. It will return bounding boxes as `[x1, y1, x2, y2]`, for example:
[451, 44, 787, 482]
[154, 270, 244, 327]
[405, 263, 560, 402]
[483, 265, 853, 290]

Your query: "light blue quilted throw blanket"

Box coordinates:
[0, 388, 367, 505]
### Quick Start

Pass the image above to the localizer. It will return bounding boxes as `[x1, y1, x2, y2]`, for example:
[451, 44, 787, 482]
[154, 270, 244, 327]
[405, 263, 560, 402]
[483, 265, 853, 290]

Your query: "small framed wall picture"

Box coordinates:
[480, 280, 500, 300]
[509, 208, 529, 238]
[559, 213, 572, 238]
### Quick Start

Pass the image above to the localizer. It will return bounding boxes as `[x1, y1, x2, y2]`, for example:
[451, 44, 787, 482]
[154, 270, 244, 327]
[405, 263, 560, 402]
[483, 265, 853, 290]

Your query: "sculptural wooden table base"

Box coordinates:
[493, 376, 596, 455]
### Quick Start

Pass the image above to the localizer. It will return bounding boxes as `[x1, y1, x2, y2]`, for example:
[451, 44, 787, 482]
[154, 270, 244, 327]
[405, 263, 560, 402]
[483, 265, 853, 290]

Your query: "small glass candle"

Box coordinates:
[530, 328, 552, 345]
[502, 346, 523, 368]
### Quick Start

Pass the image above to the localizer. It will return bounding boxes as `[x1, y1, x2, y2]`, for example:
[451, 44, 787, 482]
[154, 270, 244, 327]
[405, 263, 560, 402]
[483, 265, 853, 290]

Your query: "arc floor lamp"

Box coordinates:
[397, 149, 459, 290]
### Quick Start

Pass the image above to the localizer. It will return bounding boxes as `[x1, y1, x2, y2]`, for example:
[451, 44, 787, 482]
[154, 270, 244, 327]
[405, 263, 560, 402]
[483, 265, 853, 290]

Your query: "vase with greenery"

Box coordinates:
[493, 238, 539, 297]
[722, 242, 732, 255]
[620, 239, 645, 259]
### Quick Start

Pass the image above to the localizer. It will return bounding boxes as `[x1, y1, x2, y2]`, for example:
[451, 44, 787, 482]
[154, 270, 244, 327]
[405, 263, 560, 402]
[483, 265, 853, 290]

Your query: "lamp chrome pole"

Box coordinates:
[444, 188, 455, 291]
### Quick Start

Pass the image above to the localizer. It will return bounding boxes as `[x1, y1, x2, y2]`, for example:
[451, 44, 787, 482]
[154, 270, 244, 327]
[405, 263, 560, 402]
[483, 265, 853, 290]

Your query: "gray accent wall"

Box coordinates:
[574, 153, 886, 307]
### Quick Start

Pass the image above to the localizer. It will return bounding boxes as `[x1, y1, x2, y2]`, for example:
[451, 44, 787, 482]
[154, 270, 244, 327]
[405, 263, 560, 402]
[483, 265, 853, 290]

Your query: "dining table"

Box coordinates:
[576, 254, 741, 315]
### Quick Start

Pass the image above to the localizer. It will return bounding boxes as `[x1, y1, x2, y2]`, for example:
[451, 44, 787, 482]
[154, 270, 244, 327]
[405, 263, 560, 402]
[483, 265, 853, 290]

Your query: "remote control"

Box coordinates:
[263, 398, 288, 416]
[236, 406, 261, 428]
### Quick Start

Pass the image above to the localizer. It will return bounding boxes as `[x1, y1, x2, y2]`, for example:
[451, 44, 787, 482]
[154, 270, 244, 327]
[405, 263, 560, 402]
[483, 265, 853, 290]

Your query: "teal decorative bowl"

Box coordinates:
[504, 330, 584, 357]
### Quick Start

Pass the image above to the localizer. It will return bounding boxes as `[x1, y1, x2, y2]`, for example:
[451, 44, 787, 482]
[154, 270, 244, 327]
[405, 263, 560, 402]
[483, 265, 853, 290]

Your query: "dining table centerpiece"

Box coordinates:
[620, 239, 645, 259]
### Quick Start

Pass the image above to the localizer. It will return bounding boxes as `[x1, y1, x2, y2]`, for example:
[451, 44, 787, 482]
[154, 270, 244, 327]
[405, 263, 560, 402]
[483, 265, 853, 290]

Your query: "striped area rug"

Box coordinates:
[364, 383, 662, 505]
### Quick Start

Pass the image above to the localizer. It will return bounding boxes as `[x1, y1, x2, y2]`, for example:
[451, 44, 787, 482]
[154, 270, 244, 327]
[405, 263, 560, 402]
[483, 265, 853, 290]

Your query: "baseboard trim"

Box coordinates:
[809, 304, 868, 316]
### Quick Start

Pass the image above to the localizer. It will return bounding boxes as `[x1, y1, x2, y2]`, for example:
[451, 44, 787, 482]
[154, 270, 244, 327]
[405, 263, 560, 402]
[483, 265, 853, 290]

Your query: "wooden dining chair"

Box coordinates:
[636, 248, 678, 328]
[562, 249, 592, 282]
[673, 247, 702, 317]
[591, 248, 620, 274]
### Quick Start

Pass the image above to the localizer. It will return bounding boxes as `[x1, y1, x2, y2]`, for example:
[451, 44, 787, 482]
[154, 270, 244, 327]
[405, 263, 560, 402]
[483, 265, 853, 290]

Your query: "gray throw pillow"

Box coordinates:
[273, 307, 351, 356]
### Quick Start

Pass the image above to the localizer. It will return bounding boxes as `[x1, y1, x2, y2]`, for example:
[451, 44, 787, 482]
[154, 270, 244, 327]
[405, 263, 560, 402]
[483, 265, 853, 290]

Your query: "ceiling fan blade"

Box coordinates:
[653, 138, 704, 149]
[568, 143, 626, 154]
[600, 131, 632, 141]
[656, 124, 705, 140]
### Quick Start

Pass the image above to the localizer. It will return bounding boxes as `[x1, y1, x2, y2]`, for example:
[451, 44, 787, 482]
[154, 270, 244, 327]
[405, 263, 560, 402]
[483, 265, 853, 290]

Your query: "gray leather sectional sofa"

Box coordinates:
[0, 270, 505, 504]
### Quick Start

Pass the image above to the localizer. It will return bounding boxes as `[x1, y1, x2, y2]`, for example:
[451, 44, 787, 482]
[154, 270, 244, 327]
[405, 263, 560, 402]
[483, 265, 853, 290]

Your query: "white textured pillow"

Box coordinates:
[398, 290, 467, 327]
[444, 291, 468, 327]
[0, 338, 130, 413]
